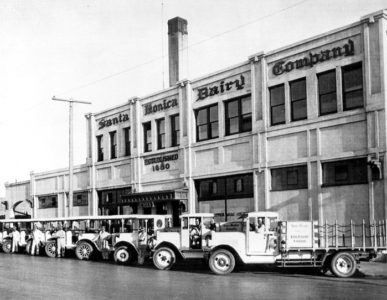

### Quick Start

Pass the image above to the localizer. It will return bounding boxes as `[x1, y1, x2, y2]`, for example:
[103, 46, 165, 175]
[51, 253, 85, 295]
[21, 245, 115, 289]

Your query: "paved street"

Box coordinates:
[0, 254, 386, 300]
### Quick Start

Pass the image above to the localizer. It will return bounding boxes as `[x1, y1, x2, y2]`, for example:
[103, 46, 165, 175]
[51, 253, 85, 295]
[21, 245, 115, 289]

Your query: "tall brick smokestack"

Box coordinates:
[168, 17, 188, 87]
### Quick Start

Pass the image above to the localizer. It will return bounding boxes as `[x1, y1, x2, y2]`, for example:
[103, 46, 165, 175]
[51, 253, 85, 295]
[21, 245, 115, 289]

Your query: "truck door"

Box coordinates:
[247, 217, 268, 254]
[180, 217, 190, 249]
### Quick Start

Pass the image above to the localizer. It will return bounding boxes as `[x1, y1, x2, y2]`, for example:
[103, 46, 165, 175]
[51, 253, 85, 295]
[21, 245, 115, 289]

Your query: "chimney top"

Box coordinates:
[168, 17, 188, 35]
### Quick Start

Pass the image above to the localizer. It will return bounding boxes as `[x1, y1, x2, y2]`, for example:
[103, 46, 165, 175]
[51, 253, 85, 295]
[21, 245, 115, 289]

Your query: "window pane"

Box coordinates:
[271, 165, 307, 191]
[271, 104, 285, 125]
[197, 109, 207, 125]
[211, 122, 218, 138]
[290, 79, 306, 101]
[227, 100, 238, 118]
[229, 117, 239, 134]
[291, 99, 307, 121]
[198, 124, 208, 140]
[158, 119, 165, 134]
[242, 114, 252, 131]
[343, 64, 362, 91]
[322, 158, 367, 186]
[241, 97, 252, 114]
[270, 85, 285, 106]
[320, 93, 337, 115]
[344, 90, 363, 110]
[210, 105, 218, 122]
[318, 70, 336, 94]
[174, 115, 180, 130]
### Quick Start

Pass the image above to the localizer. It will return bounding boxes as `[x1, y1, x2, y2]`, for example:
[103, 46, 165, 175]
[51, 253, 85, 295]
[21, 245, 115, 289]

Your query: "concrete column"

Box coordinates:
[30, 171, 37, 218]
[85, 113, 97, 216]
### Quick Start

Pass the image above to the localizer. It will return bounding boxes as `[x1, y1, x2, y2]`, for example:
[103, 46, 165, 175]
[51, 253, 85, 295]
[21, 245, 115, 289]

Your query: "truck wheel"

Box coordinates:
[114, 246, 132, 265]
[153, 247, 176, 270]
[75, 241, 93, 260]
[2, 240, 12, 253]
[45, 241, 57, 258]
[330, 252, 357, 278]
[209, 249, 235, 275]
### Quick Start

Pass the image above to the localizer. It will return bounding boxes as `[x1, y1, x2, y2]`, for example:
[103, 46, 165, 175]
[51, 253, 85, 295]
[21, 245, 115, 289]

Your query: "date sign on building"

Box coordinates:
[144, 152, 179, 172]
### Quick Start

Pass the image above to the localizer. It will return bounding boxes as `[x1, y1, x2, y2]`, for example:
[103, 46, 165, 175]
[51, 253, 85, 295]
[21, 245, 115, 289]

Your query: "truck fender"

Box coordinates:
[76, 238, 99, 251]
[154, 242, 183, 260]
[113, 241, 139, 255]
[209, 245, 242, 264]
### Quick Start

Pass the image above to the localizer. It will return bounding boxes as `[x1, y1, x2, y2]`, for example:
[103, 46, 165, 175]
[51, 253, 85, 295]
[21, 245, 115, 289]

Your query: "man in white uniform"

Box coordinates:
[53, 224, 66, 258]
[31, 224, 43, 256]
[10, 227, 20, 253]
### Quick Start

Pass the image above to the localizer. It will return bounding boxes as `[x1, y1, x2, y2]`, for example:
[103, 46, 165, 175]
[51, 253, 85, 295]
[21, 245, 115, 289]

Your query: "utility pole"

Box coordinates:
[52, 96, 92, 217]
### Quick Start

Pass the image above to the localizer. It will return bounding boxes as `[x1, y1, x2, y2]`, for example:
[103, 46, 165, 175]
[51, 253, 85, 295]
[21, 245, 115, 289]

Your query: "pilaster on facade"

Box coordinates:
[30, 171, 37, 218]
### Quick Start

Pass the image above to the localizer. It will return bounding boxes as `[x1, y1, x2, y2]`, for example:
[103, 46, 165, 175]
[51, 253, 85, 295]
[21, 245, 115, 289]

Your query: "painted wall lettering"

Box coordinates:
[272, 39, 355, 76]
[144, 98, 178, 115]
[144, 153, 179, 165]
[98, 113, 129, 130]
[197, 74, 245, 101]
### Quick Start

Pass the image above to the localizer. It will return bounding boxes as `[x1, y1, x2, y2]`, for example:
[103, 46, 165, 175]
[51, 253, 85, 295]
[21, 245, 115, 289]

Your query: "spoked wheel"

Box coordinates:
[153, 247, 176, 270]
[2, 240, 12, 253]
[330, 252, 357, 278]
[45, 241, 57, 258]
[75, 241, 93, 260]
[114, 246, 132, 265]
[209, 249, 236, 275]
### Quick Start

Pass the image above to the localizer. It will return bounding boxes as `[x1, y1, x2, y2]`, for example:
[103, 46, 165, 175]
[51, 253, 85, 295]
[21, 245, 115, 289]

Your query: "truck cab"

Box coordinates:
[152, 213, 215, 270]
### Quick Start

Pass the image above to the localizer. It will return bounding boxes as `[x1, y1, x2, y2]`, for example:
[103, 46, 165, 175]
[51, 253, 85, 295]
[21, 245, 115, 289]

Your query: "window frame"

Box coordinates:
[96, 135, 104, 162]
[38, 195, 58, 209]
[170, 114, 180, 147]
[271, 165, 308, 191]
[109, 131, 117, 159]
[123, 127, 131, 157]
[322, 158, 368, 187]
[143, 122, 152, 153]
[318, 69, 337, 116]
[289, 78, 307, 122]
[225, 95, 252, 136]
[195, 104, 219, 142]
[342, 62, 363, 111]
[269, 84, 286, 126]
[156, 118, 166, 150]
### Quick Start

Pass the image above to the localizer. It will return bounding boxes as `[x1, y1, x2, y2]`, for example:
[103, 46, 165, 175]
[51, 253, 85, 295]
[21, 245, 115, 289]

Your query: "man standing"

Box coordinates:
[53, 223, 66, 258]
[31, 224, 43, 256]
[10, 227, 20, 253]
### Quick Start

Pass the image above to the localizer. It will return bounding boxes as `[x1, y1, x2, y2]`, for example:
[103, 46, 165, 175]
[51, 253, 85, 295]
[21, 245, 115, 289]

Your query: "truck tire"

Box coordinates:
[153, 247, 176, 270]
[209, 249, 235, 275]
[45, 241, 57, 258]
[75, 241, 93, 260]
[114, 246, 132, 265]
[2, 240, 12, 253]
[330, 252, 357, 278]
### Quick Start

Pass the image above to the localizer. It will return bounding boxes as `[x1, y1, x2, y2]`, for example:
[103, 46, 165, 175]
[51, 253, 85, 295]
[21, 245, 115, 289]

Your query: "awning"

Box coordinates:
[121, 189, 188, 204]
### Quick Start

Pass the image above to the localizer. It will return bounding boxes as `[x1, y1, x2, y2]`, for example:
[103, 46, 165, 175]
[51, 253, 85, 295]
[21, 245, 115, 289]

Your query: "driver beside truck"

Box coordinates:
[190, 218, 201, 248]
[255, 218, 266, 234]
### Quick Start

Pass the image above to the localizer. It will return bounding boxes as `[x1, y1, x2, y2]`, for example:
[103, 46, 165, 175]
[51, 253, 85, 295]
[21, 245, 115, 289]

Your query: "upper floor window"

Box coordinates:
[318, 69, 337, 116]
[97, 135, 104, 162]
[143, 122, 152, 152]
[271, 165, 308, 191]
[270, 84, 285, 125]
[225, 96, 252, 135]
[73, 193, 88, 206]
[109, 131, 117, 159]
[290, 78, 307, 121]
[322, 158, 367, 187]
[196, 104, 218, 142]
[38, 195, 58, 209]
[171, 114, 180, 147]
[157, 118, 165, 150]
[124, 127, 131, 156]
[342, 63, 363, 110]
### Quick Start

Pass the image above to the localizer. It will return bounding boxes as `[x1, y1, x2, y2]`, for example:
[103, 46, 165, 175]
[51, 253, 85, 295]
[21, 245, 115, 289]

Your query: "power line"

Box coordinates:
[56, 0, 309, 96]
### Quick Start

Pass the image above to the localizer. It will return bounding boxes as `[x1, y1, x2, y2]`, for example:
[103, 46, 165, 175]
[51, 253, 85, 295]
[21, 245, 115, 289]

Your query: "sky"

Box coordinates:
[0, 0, 386, 197]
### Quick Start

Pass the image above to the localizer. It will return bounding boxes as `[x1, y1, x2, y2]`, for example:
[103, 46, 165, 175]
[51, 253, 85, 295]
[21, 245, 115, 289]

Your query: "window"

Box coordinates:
[171, 114, 180, 147]
[271, 165, 308, 191]
[342, 63, 363, 110]
[109, 131, 117, 159]
[143, 122, 152, 152]
[234, 178, 243, 192]
[124, 127, 131, 156]
[318, 69, 337, 115]
[38, 195, 58, 209]
[290, 78, 307, 121]
[196, 104, 218, 141]
[322, 158, 367, 186]
[225, 96, 252, 135]
[73, 193, 88, 206]
[270, 84, 285, 125]
[97, 135, 104, 162]
[157, 118, 165, 150]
